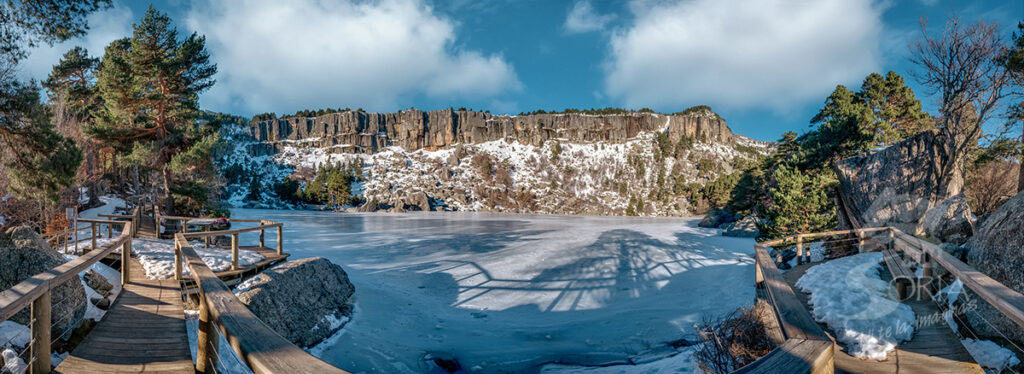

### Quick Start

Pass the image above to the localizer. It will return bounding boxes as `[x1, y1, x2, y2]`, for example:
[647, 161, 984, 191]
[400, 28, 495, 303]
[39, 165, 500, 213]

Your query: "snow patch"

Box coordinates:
[795, 253, 915, 360]
[131, 238, 264, 280]
[961, 339, 1020, 372]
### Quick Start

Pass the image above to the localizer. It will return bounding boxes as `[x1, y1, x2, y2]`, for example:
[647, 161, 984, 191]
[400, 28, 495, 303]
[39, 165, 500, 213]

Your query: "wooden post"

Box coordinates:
[122, 238, 131, 286]
[107, 223, 112, 239]
[259, 229, 265, 249]
[196, 295, 218, 374]
[91, 223, 97, 253]
[31, 290, 51, 374]
[276, 226, 283, 255]
[204, 226, 210, 248]
[74, 226, 78, 254]
[174, 241, 182, 281]
[796, 235, 804, 265]
[920, 253, 933, 299]
[755, 261, 764, 285]
[231, 233, 239, 270]
[888, 228, 895, 251]
[857, 230, 865, 253]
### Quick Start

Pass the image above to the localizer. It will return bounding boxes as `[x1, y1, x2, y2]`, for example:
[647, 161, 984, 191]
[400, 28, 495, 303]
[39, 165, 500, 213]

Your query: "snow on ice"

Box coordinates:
[795, 252, 915, 360]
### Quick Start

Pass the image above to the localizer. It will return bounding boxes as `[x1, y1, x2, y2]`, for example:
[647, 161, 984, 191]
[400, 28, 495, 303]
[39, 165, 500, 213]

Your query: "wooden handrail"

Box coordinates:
[173, 234, 348, 374]
[0, 207, 138, 374]
[893, 230, 1024, 329]
[180, 222, 283, 238]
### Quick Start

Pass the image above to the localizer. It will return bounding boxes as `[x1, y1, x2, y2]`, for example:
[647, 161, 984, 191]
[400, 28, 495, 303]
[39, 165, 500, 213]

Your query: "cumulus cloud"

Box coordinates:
[186, 0, 520, 114]
[564, 1, 616, 34]
[605, 0, 884, 112]
[18, 4, 134, 81]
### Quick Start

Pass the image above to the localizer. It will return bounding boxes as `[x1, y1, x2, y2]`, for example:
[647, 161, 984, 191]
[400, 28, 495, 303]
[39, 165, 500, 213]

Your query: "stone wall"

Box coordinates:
[247, 109, 734, 154]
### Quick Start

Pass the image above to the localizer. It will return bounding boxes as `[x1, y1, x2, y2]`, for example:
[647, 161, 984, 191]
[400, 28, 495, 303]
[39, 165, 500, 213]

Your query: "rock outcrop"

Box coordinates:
[722, 215, 761, 237]
[235, 257, 355, 347]
[833, 130, 964, 236]
[965, 191, 1024, 342]
[921, 194, 973, 244]
[699, 209, 737, 229]
[0, 227, 87, 336]
[249, 109, 734, 154]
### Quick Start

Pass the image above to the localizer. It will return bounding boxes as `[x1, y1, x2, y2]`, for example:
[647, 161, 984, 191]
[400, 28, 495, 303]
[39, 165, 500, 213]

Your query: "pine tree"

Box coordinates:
[43, 47, 101, 118]
[1003, 21, 1024, 192]
[89, 6, 217, 214]
[859, 71, 933, 146]
[0, 81, 82, 201]
[764, 165, 837, 238]
[0, 0, 107, 202]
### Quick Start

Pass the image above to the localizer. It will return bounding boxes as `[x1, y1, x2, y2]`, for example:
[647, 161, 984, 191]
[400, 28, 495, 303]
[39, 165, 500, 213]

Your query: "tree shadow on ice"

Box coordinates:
[445, 229, 753, 313]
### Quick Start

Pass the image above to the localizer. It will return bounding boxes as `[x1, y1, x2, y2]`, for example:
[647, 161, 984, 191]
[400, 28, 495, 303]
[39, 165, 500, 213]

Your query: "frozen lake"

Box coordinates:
[229, 209, 757, 373]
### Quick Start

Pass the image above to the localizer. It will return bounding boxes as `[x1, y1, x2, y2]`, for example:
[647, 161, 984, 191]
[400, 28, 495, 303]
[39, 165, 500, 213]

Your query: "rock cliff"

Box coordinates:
[218, 108, 773, 216]
[248, 109, 734, 154]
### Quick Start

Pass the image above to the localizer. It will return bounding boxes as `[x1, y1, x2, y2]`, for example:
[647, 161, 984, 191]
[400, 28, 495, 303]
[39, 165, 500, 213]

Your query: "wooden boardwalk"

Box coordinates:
[781, 262, 984, 374]
[55, 258, 193, 373]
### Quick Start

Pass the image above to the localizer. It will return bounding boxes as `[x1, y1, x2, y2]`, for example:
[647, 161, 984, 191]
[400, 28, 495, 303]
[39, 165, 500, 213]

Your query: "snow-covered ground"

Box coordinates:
[795, 252, 915, 360]
[230, 209, 756, 373]
[130, 238, 264, 280]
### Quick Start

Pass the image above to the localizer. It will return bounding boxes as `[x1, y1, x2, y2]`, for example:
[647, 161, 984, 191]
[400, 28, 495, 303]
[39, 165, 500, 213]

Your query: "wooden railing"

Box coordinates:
[741, 226, 1024, 373]
[172, 234, 348, 374]
[167, 217, 284, 270]
[0, 208, 137, 374]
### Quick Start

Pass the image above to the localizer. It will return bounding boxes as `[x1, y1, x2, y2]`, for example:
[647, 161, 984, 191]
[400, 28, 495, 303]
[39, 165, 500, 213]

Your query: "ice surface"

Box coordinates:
[230, 209, 756, 373]
[795, 253, 915, 360]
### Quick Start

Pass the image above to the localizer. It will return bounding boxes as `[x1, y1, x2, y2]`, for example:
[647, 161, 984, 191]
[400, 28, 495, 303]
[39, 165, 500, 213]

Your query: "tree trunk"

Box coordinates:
[132, 165, 141, 195]
[1019, 127, 1024, 193]
[162, 166, 175, 216]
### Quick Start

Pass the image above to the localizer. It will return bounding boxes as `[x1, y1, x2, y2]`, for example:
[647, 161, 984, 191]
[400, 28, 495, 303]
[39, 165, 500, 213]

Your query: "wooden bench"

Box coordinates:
[882, 246, 914, 299]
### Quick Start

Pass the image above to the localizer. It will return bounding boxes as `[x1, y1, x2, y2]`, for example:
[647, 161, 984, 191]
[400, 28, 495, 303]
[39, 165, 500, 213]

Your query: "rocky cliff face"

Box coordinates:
[833, 129, 967, 237]
[218, 108, 772, 216]
[965, 190, 1024, 342]
[247, 109, 734, 154]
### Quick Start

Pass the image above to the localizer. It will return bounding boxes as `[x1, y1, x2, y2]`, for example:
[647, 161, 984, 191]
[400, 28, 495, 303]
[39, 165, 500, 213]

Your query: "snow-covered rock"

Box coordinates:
[722, 215, 760, 237]
[961, 338, 1020, 372]
[234, 257, 355, 347]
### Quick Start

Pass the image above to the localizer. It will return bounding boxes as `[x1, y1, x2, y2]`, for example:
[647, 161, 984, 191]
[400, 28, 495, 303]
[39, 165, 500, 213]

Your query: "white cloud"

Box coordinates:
[186, 0, 520, 114]
[604, 0, 884, 112]
[564, 1, 616, 34]
[18, 4, 134, 82]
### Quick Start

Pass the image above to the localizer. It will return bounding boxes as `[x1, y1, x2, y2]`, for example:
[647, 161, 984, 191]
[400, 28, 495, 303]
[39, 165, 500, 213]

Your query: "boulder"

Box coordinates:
[723, 215, 760, 237]
[833, 130, 964, 234]
[921, 194, 974, 244]
[235, 257, 355, 347]
[699, 209, 736, 229]
[965, 191, 1024, 342]
[402, 191, 431, 212]
[0, 227, 87, 337]
[83, 270, 113, 298]
[355, 201, 379, 212]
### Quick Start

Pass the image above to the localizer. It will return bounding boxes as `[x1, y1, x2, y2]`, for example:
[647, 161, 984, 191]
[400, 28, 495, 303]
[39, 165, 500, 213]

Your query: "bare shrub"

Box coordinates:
[966, 160, 1020, 214]
[694, 301, 777, 373]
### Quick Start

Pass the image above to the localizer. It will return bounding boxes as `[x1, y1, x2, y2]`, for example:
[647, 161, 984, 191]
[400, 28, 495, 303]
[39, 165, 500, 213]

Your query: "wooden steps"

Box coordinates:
[55, 258, 193, 374]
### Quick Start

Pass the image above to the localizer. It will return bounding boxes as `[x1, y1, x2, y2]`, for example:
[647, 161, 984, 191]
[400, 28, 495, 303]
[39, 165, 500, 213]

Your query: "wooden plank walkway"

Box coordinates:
[781, 261, 984, 374]
[55, 258, 193, 373]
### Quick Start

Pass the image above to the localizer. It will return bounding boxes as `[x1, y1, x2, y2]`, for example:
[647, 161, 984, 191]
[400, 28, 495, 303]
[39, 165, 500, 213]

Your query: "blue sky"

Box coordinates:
[17, 0, 1024, 142]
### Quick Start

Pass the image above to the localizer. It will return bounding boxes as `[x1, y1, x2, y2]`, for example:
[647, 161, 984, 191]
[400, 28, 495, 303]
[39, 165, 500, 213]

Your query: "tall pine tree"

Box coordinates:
[89, 6, 217, 214]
